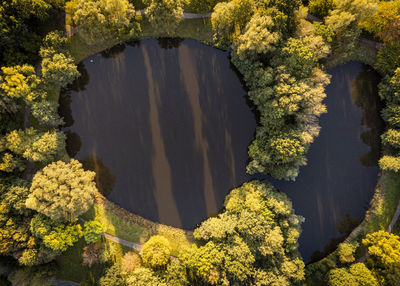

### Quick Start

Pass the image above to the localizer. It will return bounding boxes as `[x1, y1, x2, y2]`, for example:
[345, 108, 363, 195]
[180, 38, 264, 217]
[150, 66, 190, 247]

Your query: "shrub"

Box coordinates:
[141, 235, 171, 269]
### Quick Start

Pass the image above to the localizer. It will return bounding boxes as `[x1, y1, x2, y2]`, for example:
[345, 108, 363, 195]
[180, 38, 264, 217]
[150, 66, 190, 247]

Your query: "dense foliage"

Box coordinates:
[69, 0, 138, 44]
[211, 0, 331, 179]
[143, 0, 183, 35]
[100, 181, 305, 285]
[26, 159, 97, 221]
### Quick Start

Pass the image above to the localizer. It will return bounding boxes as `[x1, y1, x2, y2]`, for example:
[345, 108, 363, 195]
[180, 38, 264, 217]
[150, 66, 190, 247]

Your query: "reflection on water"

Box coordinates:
[269, 62, 384, 262]
[81, 156, 116, 197]
[310, 214, 361, 263]
[61, 39, 255, 229]
[60, 40, 383, 263]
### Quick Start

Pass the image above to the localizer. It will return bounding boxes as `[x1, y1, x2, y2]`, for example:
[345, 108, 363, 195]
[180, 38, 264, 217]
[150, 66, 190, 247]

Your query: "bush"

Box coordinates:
[82, 243, 100, 267]
[379, 155, 400, 172]
[337, 242, 358, 264]
[121, 252, 142, 272]
[83, 219, 105, 244]
[141, 235, 171, 269]
[376, 41, 400, 75]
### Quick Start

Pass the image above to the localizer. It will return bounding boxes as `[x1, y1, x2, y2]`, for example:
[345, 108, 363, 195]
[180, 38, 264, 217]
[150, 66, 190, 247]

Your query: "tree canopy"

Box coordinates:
[26, 159, 97, 221]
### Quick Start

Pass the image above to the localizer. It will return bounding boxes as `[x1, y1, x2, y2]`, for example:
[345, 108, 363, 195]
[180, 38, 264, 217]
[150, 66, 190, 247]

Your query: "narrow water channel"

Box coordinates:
[59, 39, 383, 262]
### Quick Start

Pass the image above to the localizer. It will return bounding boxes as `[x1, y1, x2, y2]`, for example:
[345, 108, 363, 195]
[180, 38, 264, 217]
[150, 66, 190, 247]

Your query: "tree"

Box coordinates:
[337, 242, 358, 264]
[99, 264, 127, 286]
[41, 53, 80, 87]
[23, 130, 66, 163]
[235, 13, 280, 60]
[360, 0, 400, 43]
[376, 41, 400, 76]
[31, 101, 64, 127]
[328, 263, 378, 286]
[379, 155, 400, 172]
[185, 181, 305, 285]
[83, 219, 105, 244]
[30, 214, 83, 252]
[121, 252, 142, 272]
[325, 0, 378, 58]
[143, 0, 183, 35]
[72, 0, 137, 44]
[141, 235, 171, 269]
[382, 129, 400, 149]
[39, 31, 69, 58]
[0, 65, 44, 103]
[188, 0, 225, 13]
[363, 231, 400, 267]
[126, 268, 166, 286]
[26, 159, 97, 221]
[211, 0, 254, 40]
[309, 0, 334, 18]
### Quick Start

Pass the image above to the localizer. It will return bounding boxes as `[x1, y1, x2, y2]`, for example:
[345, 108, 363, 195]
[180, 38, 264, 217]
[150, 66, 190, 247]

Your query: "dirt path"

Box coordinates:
[135, 9, 211, 19]
[102, 232, 143, 252]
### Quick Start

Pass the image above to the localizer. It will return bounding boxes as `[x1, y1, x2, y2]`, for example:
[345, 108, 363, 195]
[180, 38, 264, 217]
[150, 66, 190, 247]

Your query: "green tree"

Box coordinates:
[126, 268, 166, 286]
[382, 129, 400, 149]
[141, 235, 171, 269]
[99, 264, 127, 286]
[363, 231, 400, 267]
[211, 0, 254, 40]
[379, 155, 400, 172]
[376, 41, 400, 76]
[41, 53, 80, 87]
[83, 219, 105, 244]
[72, 0, 137, 44]
[23, 130, 66, 163]
[325, 0, 378, 59]
[143, 0, 183, 35]
[26, 159, 97, 221]
[328, 263, 378, 286]
[186, 181, 305, 285]
[30, 214, 83, 252]
[337, 242, 358, 264]
[188, 0, 225, 13]
[39, 31, 69, 58]
[235, 13, 280, 60]
[309, 0, 334, 18]
[31, 101, 64, 127]
[360, 0, 400, 43]
[0, 65, 44, 103]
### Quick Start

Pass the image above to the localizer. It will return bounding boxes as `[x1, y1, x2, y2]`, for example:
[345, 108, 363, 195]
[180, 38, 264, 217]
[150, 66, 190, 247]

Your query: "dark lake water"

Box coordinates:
[59, 39, 384, 262]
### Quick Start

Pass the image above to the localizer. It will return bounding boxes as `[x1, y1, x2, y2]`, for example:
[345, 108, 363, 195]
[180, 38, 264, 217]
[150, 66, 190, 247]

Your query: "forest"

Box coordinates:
[0, 0, 400, 285]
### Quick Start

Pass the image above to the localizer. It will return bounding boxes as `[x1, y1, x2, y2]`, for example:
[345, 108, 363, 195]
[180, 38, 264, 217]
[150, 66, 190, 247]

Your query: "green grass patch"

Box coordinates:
[55, 238, 107, 285]
[139, 17, 214, 44]
[82, 203, 152, 245]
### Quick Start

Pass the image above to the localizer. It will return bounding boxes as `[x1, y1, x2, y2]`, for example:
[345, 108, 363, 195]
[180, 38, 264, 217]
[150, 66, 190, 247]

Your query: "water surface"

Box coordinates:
[59, 40, 383, 262]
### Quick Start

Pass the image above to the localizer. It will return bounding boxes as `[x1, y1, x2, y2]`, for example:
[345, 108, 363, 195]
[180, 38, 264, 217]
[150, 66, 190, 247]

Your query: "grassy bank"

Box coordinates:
[305, 172, 400, 285]
[67, 17, 213, 64]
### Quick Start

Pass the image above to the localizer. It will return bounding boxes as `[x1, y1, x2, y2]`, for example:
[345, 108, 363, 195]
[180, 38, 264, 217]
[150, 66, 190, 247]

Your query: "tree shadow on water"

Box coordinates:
[65, 131, 82, 158]
[157, 38, 184, 49]
[351, 65, 385, 167]
[309, 213, 362, 263]
[80, 155, 116, 197]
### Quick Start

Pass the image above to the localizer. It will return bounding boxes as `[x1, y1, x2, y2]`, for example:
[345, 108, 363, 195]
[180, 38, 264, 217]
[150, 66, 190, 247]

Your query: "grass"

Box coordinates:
[82, 203, 152, 244]
[305, 172, 400, 285]
[82, 193, 195, 256]
[55, 238, 107, 284]
[67, 17, 214, 64]
[139, 18, 214, 44]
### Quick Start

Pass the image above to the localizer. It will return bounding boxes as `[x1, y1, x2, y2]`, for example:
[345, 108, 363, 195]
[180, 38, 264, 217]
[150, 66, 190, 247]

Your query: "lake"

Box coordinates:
[59, 39, 384, 262]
